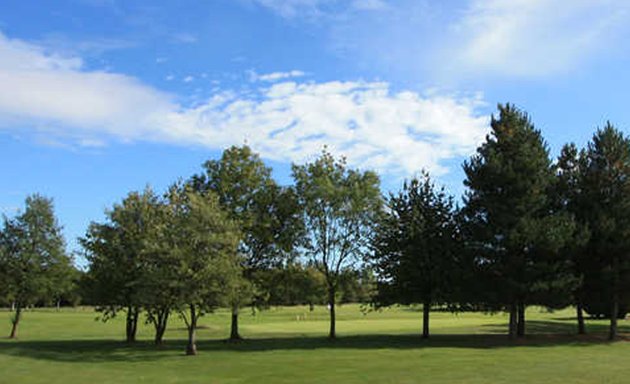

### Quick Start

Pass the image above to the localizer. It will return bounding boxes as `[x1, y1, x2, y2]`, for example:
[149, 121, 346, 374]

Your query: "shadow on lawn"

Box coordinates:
[0, 320, 627, 363]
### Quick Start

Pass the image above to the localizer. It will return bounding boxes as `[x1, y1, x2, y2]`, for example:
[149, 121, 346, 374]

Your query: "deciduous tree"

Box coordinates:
[292, 149, 382, 338]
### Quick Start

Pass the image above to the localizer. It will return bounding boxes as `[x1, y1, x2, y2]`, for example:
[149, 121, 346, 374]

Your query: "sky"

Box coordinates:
[1, 0, 630, 264]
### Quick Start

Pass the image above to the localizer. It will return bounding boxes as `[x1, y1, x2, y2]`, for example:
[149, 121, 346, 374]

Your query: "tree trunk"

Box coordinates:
[517, 301, 525, 338]
[422, 300, 430, 339]
[126, 306, 139, 343]
[609, 293, 619, 341]
[309, 302, 314, 312]
[186, 304, 198, 356]
[9, 303, 21, 339]
[609, 255, 620, 341]
[576, 302, 586, 335]
[508, 302, 517, 339]
[56, 300, 61, 311]
[154, 308, 170, 345]
[328, 287, 336, 339]
[229, 304, 241, 341]
[10, 302, 15, 312]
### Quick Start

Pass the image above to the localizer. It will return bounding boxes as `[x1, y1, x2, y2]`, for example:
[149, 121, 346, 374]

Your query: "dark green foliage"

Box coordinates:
[372, 172, 460, 338]
[292, 149, 382, 338]
[0, 194, 72, 338]
[81, 188, 162, 343]
[578, 123, 630, 338]
[462, 104, 577, 338]
[162, 186, 242, 355]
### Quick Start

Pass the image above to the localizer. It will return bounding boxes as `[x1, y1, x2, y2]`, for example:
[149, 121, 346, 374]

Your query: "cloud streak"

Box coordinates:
[0, 32, 488, 176]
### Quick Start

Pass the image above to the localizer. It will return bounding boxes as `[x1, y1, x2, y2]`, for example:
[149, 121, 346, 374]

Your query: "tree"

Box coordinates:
[191, 145, 303, 340]
[292, 149, 382, 339]
[579, 123, 630, 340]
[372, 172, 460, 338]
[462, 104, 576, 338]
[82, 188, 161, 343]
[555, 143, 591, 334]
[163, 187, 241, 355]
[0, 194, 71, 339]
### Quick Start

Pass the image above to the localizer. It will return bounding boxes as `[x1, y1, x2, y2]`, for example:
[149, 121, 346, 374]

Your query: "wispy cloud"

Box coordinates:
[249, 0, 387, 19]
[249, 70, 306, 82]
[445, 0, 630, 77]
[247, 0, 630, 80]
[0, 32, 488, 175]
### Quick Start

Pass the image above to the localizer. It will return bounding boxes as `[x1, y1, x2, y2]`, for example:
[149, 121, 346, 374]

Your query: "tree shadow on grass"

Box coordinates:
[482, 319, 629, 335]
[0, 321, 627, 364]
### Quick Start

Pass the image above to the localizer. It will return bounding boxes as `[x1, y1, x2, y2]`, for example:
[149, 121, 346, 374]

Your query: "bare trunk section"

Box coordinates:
[9, 303, 21, 339]
[609, 255, 620, 341]
[576, 302, 586, 335]
[517, 301, 525, 338]
[328, 286, 336, 339]
[422, 300, 430, 339]
[229, 304, 241, 341]
[609, 293, 619, 340]
[186, 304, 198, 356]
[508, 302, 518, 339]
[125, 306, 139, 343]
[153, 308, 170, 345]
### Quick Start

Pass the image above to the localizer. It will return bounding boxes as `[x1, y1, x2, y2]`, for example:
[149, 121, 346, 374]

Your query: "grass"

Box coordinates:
[1, 305, 629, 383]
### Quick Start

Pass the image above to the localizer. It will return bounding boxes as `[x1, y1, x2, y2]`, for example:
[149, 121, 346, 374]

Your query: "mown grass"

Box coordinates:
[1, 305, 629, 383]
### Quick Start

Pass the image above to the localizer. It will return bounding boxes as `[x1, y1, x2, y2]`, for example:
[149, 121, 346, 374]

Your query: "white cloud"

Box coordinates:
[249, 70, 306, 82]
[447, 0, 630, 77]
[0, 32, 489, 176]
[183, 75, 195, 83]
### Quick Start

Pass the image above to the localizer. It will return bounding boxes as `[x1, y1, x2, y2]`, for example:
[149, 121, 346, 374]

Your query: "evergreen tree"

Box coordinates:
[372, 172, 459, 338]
[555, 143, 590, 334]
[462, 104, 576, 338]
[579, 123, 630, 340]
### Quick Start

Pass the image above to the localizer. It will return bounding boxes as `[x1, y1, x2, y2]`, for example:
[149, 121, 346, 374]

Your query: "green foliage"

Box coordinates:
[292, 148, 382, 337]
[578, 124, 630, 335]
[372, 172, 460, 307]
[0, 194, 72, 337]
[191, 146, 304, 340]
[462, 104, 577, 335]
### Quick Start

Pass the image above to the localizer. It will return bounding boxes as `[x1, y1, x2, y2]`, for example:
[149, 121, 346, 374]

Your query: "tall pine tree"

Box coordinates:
[462, 104, 576, 338]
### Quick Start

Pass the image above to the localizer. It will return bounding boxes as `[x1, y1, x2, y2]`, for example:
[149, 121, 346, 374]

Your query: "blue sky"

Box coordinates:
[1, 0, 630, 263]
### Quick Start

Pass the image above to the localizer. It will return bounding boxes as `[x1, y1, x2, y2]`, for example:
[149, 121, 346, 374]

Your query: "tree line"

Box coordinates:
[2, 103, 630, 355]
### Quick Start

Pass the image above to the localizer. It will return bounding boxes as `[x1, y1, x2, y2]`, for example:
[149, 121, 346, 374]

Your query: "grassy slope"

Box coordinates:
[0, 305, 629, 383]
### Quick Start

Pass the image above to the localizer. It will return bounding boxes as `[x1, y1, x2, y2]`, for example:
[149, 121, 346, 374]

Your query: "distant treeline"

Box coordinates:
[2, 103, 630, 355]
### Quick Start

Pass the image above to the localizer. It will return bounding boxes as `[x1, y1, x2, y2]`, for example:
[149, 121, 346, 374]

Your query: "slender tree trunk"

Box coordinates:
[328, 287, 336, 339]
[154, 308, 170, 345]
[422, 300, 430, 339]
[9, 303, 21, 339]
[508, 302, 518, 339]
[609, 255, 620, 341]
[10, 302, 15, 312]
[229, 304, 241, 341]
[517, 301, 525, 338]
[126, 306, 139, 343]
[186, 304, 198, 356]
[576, 302, 586, 335]
[56, 300, 61, 312]
[609, 293, 619, 341]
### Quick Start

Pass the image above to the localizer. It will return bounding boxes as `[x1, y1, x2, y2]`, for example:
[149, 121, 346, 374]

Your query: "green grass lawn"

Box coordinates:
[1, 305, 629, 383]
